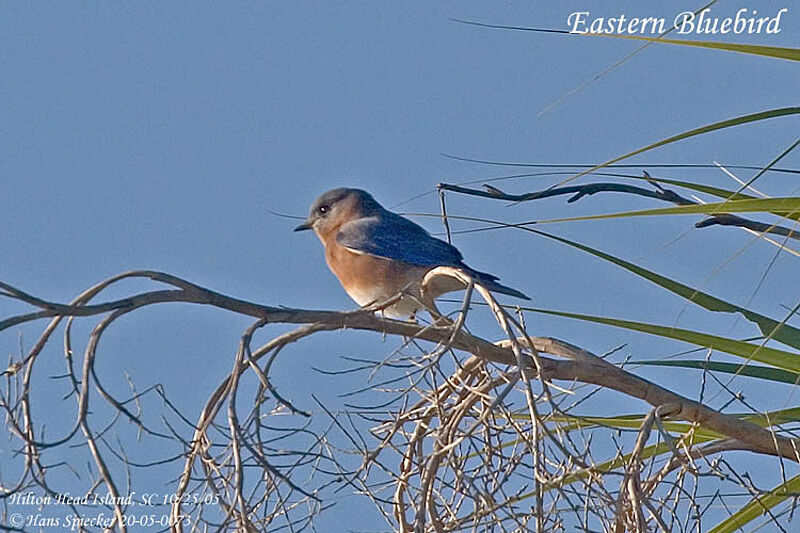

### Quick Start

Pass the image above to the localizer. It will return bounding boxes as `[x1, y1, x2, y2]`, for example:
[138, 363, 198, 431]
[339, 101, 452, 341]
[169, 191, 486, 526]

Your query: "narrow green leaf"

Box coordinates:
[465, 406, 800, 518]
[530, 308, 800, 372]
[591, 33, 800, 62]
[456, 20, 800, 61]
[642, 175, 756, 202]
[540, 406, 800, 493]
[710, 474, 800, 533]
[543, 413, 721, 439]
[568, 107, 800, 181]
[633, 360, 800, 385]
[739, 406, 800, 427]
[540, 196, 800, 224]
[523, 406, 800, 435]
[549, 407, 800, 429]
[636, 173, 800, 219]
[526, 229, 800, 349]
[481, 407, 800, 463]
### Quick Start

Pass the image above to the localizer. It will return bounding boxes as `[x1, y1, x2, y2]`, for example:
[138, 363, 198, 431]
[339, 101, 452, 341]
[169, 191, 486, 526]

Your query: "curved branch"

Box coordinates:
[3, 271, 799, 467]
[438, 179, 800, 242]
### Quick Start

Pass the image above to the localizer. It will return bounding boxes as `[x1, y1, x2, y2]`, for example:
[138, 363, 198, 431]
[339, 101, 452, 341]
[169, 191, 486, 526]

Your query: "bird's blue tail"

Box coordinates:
[465, 268, 531, 301]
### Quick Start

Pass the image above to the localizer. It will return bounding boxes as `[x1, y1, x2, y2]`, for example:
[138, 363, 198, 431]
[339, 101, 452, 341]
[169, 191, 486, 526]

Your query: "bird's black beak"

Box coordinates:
[294, 220, 313, 232]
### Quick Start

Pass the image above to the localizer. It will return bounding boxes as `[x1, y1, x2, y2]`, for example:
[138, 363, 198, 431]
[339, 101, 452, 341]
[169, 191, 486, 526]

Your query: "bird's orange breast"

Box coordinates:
[325, 241, 420, 303]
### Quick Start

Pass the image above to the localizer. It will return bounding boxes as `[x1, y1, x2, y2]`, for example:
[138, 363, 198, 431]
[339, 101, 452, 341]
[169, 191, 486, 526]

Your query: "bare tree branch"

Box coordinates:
[437, 177, 800, 242]
[2, 268, 798, 531]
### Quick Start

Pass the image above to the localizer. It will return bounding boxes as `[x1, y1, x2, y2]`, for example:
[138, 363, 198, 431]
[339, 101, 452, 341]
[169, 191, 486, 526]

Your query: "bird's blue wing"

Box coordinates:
[336, 214, 464, 267]
[337, 212, 530, 299]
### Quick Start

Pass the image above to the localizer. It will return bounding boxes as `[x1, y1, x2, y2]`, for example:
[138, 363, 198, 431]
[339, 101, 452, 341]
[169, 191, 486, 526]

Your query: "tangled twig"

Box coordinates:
[1, 269, 798, 531]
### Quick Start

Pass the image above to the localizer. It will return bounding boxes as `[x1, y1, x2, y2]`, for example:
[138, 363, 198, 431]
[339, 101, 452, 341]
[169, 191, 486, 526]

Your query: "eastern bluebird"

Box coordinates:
[295, 188, 530, 318]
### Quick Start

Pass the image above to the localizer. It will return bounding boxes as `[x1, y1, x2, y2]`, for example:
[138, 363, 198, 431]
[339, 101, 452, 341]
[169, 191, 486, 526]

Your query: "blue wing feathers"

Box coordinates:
[336, 213, 464, 267]
[336, 212, 530, 300]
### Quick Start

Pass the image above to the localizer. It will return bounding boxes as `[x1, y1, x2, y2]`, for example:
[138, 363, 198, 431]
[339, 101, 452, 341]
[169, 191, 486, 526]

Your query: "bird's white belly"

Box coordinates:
[344, 284, 423, 319]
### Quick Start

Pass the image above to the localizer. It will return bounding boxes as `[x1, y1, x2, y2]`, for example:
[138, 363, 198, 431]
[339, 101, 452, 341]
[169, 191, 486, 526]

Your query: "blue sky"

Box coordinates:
[1, 1, 798, 530]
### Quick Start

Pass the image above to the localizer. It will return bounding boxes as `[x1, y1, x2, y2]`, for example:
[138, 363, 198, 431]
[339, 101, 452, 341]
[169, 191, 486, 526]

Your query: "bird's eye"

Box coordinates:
[317, 204, 330, 216]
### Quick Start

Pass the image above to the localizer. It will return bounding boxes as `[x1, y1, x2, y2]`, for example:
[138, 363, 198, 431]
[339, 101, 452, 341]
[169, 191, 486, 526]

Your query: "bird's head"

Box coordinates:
[295, 188, 381, 237]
